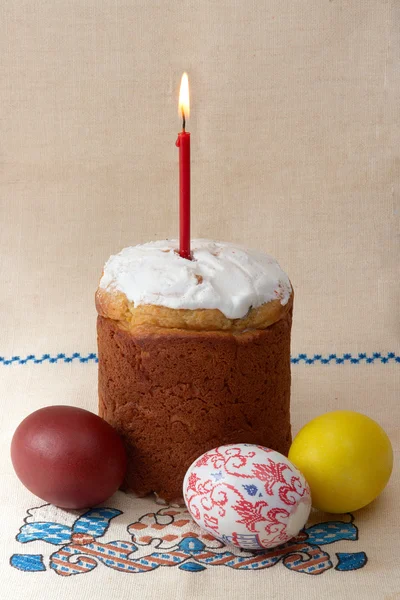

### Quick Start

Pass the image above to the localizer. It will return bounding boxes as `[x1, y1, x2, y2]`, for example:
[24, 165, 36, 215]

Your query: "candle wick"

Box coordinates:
[181, 108, 186, 132]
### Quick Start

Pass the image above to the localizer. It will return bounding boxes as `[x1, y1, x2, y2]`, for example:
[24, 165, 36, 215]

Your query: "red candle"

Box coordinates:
[176, 72, 191, 260]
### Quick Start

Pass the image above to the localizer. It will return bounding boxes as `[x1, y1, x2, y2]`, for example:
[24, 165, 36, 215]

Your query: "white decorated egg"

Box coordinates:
[183, 444, 311, 550]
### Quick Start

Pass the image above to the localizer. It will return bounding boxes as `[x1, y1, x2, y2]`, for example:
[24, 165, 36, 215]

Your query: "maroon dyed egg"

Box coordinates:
[11, 406, 127, 509]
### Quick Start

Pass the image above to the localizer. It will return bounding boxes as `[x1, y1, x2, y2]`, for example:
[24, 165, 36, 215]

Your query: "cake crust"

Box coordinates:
[97, 299, 293, 503]
[96, 287, 292, 332]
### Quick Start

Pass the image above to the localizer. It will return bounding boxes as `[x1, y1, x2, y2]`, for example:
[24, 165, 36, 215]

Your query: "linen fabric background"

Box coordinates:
[0, 1, 399, 598]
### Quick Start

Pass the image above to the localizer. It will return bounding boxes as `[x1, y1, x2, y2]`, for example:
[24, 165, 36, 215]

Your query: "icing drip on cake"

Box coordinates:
[99, 239, 292, 320]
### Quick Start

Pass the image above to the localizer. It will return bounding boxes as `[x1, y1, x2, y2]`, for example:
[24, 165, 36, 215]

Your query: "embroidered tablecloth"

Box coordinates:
[1, 1, 399, 598]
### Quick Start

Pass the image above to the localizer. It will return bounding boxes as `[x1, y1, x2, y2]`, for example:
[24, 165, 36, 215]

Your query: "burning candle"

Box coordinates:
[176, 72, 191, 260]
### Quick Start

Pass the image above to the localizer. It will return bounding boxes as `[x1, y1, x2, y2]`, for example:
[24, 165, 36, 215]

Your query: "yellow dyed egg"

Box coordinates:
[288, 411, 393, 513]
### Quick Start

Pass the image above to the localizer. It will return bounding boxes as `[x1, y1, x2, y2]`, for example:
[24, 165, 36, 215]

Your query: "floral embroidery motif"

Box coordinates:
[10, 504, 367, 575]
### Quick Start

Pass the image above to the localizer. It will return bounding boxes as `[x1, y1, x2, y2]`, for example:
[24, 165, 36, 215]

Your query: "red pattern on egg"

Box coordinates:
[183, 444, 311, 550]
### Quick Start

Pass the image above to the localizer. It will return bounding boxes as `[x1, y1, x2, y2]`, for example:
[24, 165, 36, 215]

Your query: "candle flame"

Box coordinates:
[179, 72, 190, 126]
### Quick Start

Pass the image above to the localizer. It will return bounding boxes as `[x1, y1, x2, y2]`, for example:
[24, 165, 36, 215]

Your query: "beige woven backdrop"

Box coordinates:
[1, 1, 399, 599]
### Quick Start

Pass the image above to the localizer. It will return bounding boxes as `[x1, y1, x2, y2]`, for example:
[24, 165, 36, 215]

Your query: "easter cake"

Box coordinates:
[96, 239, 293, 502]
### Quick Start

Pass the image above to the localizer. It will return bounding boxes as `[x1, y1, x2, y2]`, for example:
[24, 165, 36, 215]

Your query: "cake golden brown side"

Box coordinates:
[95, 286, 291, 332]
[97, 295, 293, 503]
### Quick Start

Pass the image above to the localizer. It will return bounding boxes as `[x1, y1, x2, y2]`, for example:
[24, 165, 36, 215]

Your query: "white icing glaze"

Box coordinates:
[100, 239, 291, 320]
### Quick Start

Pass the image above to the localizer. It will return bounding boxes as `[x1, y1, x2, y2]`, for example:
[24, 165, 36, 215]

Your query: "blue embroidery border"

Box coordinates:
[0, 352, 399, 366]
